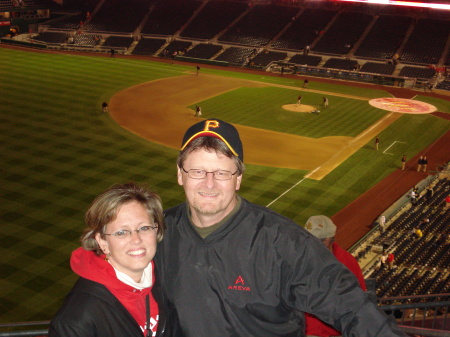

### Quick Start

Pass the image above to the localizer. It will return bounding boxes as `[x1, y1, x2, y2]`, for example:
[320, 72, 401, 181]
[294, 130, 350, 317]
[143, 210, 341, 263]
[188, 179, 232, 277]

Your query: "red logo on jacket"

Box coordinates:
[228, 276, 251, 291]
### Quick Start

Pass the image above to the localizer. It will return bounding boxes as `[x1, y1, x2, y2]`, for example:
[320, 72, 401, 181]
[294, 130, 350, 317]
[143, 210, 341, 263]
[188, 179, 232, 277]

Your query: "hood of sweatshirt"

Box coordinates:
[70, 247, 158, 335]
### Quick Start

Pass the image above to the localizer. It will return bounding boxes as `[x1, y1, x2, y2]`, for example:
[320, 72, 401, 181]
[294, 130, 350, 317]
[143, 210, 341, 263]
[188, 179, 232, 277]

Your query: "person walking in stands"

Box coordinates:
[375, 137, 380, 151]
[426, 186, 434, 205]
[387, 252, 395, 269]
[401, 154, 406, 170]
[49, 183, 176, 337]
[410, 188, 417, 205]
[422, 156, 428, 172]
[417, 156, 423, 172]
[378, 214, 386, 233]
[304, 215, 367, 337]
[297, 94, 302, 105]
[155, 118, 405, 337]
[445, 194, 450, 211]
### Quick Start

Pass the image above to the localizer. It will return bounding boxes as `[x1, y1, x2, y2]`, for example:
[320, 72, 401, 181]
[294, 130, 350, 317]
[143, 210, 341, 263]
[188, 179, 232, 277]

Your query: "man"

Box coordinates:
[156, 119, 405, 337]
[195, 105, 202, 117]
[417, 156, 423, 172]
[304, 215, 367, 337]
[378, 214, 386, 233]
[401, 154, 406, 170]
[422, 156, 428, 172]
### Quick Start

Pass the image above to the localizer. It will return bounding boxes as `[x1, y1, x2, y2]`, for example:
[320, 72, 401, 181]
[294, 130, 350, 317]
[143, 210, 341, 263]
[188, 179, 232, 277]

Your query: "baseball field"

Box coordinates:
[1, 46, 450, 323]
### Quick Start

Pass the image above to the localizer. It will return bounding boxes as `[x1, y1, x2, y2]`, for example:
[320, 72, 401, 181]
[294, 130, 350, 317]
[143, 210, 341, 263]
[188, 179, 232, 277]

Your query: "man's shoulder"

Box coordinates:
[164, 203, 186, 219]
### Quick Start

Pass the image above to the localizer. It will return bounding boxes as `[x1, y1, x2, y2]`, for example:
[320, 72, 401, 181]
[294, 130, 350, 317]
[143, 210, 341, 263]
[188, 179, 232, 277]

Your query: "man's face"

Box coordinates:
[177, 148, 242, 227]
[321, 237, 334, 252]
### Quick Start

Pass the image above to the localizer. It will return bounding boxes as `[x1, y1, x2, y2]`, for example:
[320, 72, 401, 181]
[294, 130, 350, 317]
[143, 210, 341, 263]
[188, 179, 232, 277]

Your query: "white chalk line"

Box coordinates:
[384, 141, 406, 155]
[267, 112, 398, 207]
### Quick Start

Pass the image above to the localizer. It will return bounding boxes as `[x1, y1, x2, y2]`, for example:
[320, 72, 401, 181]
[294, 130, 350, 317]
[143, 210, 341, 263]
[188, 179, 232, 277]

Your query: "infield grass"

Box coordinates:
[1, 47, 449, 323]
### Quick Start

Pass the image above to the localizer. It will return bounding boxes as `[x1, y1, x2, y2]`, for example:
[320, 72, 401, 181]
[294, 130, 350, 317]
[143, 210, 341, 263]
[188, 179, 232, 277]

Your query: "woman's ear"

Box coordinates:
[95, 232, 109, 255]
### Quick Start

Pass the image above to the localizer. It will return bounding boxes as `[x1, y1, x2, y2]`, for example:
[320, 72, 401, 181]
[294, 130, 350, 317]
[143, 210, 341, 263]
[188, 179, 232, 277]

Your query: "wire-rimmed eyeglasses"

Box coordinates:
[104, 225, 158, 239]
[181, 167, 238, 180]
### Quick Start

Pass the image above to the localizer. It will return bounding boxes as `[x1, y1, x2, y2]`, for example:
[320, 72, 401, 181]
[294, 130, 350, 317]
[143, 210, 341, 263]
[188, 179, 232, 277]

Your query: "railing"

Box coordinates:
[2, 294, 449, 337]
[0, 321, 49, 337]
[379, 293, 450, 337]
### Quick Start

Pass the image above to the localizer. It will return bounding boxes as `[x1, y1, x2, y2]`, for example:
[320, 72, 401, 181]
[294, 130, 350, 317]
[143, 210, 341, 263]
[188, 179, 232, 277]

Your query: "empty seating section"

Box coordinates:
[73, 33, 101, 46]
[215, 46, 254, 66]
[159, 40, 192, 57]
[323, 58, 357, 71]
[11, 1, 450, 80]
[33, 31, 67, 44]
[141, 0, 200, 36]
[103, 36, 133, 49]
[359, 176, 450, 298]
[355, 15, 412, 60]
[288, 54, 322, 66]
[272, 8, 336, 51]
[251, 50, 287, 67]
[61, 0, 99, 11]
[132, 38, 166, 55]
[23, 0, 59, 8]
[0, 0, 13, 9]
[400, 18, 450, 64]
[314, 11, 372, 55]
[184, 43, 222, 59]
[219, 5, 297, 47]
[436, 80, 450, 91]
[360, 62, 395, 75]
[398, 66, 435, 79]
[180, 1, 247, 40]
[83, 0, 149, 33]
[49, 13, 85, 30]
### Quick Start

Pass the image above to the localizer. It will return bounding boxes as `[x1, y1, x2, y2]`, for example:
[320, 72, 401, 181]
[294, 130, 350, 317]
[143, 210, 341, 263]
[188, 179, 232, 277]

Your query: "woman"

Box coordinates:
[49, 182, 173, 337]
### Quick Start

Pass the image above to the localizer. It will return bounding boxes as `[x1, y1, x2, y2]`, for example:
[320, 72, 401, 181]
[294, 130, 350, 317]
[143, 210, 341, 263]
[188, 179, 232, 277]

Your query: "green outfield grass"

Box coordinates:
[1, 47, 449, 323]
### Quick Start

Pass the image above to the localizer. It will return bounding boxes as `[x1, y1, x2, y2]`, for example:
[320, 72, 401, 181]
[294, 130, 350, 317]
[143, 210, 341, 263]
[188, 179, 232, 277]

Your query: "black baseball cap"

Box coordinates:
[181, 119, 243, 161]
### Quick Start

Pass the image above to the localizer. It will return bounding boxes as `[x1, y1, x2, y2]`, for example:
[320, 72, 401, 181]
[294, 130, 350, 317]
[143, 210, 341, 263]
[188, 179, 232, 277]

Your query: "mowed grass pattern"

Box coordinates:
[1, 48, 450, 323]
[190, 86, 386, 137]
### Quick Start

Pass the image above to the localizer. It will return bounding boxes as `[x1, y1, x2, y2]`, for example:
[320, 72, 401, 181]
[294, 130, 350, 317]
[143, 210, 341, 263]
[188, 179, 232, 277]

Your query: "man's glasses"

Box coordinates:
[104, 225, 158, 239]
[182, 167, 238, 180]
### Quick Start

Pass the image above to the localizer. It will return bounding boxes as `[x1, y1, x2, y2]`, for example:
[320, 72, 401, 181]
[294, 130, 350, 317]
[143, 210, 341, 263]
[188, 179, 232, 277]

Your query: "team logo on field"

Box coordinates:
[369, 98, 436, 114]
[228, 275, 251, 291]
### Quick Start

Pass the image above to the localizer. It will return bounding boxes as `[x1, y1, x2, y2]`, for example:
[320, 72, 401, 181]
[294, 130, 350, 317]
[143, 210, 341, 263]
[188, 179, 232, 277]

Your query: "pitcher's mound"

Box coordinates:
[282, 104, 317, 113]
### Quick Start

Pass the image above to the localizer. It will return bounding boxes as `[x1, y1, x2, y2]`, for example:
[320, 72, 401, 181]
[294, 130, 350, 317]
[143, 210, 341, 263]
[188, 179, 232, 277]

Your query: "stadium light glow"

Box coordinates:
[337, 0, 450, 10]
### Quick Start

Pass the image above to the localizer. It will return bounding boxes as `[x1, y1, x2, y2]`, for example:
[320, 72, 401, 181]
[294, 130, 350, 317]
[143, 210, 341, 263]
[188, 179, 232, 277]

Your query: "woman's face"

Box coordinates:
[96, 201, 158, 282]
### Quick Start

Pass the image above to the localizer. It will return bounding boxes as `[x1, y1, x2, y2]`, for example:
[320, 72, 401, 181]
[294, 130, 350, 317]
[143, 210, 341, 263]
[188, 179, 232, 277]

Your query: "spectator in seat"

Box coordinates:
[305, 215, 367, 337]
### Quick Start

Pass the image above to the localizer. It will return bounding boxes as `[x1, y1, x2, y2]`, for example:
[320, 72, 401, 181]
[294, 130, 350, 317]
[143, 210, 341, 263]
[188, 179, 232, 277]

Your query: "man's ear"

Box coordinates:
[177, 166, 183, 186]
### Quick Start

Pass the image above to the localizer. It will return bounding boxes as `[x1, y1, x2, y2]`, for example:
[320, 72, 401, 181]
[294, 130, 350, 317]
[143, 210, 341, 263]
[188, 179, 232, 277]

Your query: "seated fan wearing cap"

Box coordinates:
[305, 215, 367, 337]
[155, 119, 406, 337]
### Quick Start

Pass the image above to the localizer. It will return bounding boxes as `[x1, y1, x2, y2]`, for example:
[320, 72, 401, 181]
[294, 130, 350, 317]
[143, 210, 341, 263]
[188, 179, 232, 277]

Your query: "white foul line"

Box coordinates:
[266, 177, 307, 208]
[384, 141, 406, 155]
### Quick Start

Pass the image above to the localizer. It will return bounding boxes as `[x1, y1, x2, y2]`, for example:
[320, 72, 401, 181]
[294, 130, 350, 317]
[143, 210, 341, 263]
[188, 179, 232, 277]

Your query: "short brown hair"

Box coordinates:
[81, 182, 165, 255]
[177, 137, 245, 175]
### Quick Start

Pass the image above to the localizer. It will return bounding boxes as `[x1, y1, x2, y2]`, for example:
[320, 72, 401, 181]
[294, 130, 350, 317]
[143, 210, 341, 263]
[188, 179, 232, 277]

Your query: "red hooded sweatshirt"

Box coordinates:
[71, 247, 159, 336]
[305, 242, 367, 336]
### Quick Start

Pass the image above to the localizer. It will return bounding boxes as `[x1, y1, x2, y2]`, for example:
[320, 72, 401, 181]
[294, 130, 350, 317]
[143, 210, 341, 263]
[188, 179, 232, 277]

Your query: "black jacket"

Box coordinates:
[156, 198, 405, 337]
[49, 274, 178, 337]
